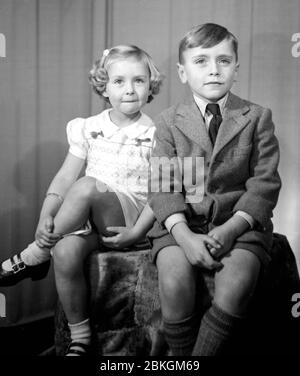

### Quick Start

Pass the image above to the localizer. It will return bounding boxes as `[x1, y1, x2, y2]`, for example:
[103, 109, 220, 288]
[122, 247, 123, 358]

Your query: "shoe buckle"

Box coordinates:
[12, 260, 26, 274]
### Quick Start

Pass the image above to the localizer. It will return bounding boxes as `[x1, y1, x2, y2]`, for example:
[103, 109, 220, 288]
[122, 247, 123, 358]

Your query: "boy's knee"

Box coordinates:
[214, 249, 261, 314]
[158, 268, 196, 310]
[157, 248, 194, 295]
[159, 273, 184, 298]
[159, 273, 195, 320]
[156, 246, 197, 318]
[214, 271, 258, 314]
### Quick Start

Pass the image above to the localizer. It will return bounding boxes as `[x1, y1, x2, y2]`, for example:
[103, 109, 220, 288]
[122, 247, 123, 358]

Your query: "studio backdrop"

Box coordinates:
[0, 0, 299, 326]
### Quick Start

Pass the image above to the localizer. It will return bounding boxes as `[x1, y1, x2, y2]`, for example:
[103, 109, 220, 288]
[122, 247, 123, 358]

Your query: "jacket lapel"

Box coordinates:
[173, 93, 251, 157]
[212, 92, 251, 157]
[175, 99, 213, 153]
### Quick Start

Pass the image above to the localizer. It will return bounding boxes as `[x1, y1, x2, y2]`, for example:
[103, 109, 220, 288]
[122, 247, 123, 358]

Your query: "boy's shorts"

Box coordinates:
[147, 215, 273, 267]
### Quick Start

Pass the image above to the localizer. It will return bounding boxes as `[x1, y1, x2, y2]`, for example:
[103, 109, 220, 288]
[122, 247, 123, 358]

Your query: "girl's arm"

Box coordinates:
[128, 203, 156, 240]
[35, 152, 85, 247]
[39, 152, 85, 218]
[101, 203, 156, 249]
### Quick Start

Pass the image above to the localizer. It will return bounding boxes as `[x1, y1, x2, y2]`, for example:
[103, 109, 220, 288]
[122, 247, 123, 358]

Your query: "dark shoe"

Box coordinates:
[65, 341, 92, 356]
[0, 254, 50, 286]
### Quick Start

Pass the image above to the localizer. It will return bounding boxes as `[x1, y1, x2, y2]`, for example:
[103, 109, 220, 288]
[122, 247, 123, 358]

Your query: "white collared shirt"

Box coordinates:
[193, 93, 228, 130]
[67, 109, 155, 207]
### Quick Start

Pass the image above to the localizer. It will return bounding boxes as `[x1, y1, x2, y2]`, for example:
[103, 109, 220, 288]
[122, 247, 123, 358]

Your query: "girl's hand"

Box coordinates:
[100, 226, 139, 250]
[35, 216, 62, 248]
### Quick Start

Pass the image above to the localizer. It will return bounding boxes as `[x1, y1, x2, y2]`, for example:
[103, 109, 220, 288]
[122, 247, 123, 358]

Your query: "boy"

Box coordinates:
[147, 23, 281, 356]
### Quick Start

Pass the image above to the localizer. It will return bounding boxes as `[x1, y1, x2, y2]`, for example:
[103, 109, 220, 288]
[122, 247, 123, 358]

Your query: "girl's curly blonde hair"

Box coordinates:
[89, 45, 163, 103]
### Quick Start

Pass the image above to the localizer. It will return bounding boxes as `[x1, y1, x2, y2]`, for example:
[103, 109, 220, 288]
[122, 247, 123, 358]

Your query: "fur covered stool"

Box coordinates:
[54, 233, 300, 356]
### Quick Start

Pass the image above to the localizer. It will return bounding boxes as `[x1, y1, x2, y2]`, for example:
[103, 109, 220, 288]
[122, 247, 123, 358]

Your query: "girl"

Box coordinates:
[0, 45, 163, 355]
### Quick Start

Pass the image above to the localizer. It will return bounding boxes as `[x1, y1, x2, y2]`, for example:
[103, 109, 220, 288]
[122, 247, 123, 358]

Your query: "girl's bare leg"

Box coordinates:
[53, 177, 126, 354]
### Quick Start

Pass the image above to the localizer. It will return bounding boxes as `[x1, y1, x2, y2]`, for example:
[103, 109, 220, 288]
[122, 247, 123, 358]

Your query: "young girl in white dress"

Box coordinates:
[0, 45, 163, 355]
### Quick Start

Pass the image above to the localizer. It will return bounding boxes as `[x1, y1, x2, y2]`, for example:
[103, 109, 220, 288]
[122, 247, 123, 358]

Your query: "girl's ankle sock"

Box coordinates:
[2, 241, 51, 271]
[67, 318, 92, 356]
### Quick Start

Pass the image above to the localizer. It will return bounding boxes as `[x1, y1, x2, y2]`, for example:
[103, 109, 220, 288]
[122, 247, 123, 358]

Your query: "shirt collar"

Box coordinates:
[193, 93, 228, 118]
[101, 109, 152, 139]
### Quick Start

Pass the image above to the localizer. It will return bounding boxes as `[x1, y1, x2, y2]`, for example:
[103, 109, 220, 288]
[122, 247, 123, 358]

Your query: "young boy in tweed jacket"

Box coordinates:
[146, 23, 281, 356]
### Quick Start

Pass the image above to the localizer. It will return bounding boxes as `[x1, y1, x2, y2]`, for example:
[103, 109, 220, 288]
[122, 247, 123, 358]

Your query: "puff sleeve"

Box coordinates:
[66, 118, 88, 160]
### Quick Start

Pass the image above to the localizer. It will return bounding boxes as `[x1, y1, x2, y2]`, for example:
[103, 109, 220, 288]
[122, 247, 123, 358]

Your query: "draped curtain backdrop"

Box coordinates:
[0, 0, 299, 326]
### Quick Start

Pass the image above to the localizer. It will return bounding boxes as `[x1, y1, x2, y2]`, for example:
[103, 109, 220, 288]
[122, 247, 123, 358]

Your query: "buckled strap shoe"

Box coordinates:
[0, 254, 50, 286]
[65, 341, 92, 356]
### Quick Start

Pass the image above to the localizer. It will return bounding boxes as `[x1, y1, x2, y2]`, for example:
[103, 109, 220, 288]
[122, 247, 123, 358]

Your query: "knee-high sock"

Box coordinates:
[163, 313, 200, 356]
[192, 302, 244, 356]
[2, 241, 50, 270]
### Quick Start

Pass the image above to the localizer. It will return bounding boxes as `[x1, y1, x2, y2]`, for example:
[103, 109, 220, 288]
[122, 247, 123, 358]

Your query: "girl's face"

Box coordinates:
[103, 57, 151, 121]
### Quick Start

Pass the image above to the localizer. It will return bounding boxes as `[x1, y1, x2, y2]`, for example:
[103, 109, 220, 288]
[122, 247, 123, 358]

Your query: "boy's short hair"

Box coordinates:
[179, 23, 238, 63]
[89, 44, 163, 103]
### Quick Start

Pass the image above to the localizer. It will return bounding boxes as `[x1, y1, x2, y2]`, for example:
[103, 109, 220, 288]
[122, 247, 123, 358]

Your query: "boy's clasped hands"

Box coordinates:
[169, 214, 250, 271]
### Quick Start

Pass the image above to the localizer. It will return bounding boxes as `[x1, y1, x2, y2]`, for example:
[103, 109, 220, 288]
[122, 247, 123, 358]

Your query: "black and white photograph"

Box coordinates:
[0, 0, 299, 370]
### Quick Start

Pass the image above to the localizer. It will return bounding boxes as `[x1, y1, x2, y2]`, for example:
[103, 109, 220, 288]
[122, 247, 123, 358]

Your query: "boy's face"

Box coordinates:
[177, 39, 239, 102]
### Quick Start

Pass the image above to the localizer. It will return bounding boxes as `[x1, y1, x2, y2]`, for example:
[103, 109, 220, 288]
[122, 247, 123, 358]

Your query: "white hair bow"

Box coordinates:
[102, 49, 110, 58]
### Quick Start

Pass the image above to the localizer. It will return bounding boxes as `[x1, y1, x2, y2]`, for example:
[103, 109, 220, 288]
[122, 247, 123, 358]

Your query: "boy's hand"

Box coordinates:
[35, 216, 62, 248]
[170, 221, 223, 270]
[171, 222, 223, 270]
[208, 215, 250, 259]
[207, 224, 235, 259]
[100, 226, 139, 250]
[182, 232, 223, 270]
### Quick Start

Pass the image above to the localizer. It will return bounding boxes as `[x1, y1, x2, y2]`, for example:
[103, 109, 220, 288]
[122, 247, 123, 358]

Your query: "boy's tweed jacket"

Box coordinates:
[147, 92, 281, 260]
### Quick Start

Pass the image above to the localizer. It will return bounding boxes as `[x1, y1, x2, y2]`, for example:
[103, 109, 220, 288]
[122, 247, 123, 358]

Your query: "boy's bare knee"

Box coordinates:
[214, 279, 246, 313]
[157, 247, 196, 319]
[159, 273, 195, 320]
[159, 273, 184, 299]
[214, 255, 260, 314]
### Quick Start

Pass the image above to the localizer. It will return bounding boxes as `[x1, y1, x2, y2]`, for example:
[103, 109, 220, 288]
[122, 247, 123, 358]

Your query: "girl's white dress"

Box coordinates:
[67, 109, 155, 227]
